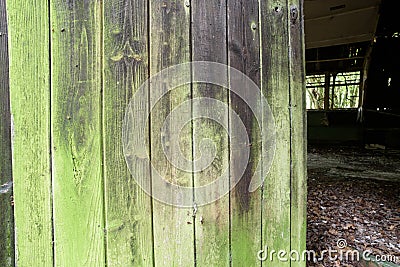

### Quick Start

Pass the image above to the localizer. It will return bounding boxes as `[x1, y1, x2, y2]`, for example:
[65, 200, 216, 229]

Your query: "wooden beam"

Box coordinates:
[305, 5, 379, 22]
[307, 34, 374, 49]
[307, 56, 364, 64]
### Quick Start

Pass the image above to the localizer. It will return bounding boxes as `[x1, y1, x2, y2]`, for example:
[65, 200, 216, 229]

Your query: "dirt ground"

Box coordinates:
[307, 146, 400, 267]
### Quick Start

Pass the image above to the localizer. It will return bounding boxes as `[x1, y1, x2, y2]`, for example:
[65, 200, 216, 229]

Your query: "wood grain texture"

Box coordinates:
[227, 0, 263, 265]
[103, 0, 154, 265]
[3, 0, 307, 265]
[6, 0, 53, 265]
[192, 0, 230, 265]
[149, 0, 194, 266]
[260, 0, 292, 266]
[50, 0, 105, 265]
[0, 0, 14, 265]
[288, 1, 307, 266]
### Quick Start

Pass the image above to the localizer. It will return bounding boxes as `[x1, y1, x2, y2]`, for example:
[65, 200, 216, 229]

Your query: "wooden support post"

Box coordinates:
[331, 73, 337, 109]
[324, 73, 331, 110]
[360, 43, 374, 109]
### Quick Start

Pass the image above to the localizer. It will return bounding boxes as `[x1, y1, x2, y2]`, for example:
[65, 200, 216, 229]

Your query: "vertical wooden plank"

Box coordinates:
[359, 43, 374, 109]
[149, 0, 194, 266]
[227, 0, 263, 265]
[260, 0, 291, 266]
[6, 0, 53, 265]
[50, 0, 105, 265]
[330, 74, 336, 109]
[192, 0, 230, 265]
[103, 0, 154, 265]
[0, 1, 14, 265]
[288, 1, 307, 266]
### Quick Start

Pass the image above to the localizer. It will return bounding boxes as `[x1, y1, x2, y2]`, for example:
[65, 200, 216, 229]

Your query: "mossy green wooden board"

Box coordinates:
[6, 0, 53, 266]
[192, 0, 230, 265]
[227, 0, 263, 265]
[103, 0, 154, 265]
[150, 0, 194, 266]
[50, 0, 105, 265]
[288, 0, 307, 266]
[260, 0, 292, 266]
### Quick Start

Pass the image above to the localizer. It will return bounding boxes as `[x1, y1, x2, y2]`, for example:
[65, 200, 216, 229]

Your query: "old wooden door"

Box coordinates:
[1, 0, 306, 266]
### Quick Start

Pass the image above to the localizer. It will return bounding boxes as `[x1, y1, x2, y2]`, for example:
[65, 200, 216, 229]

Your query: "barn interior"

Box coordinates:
[305, 0, 399, 147]
[304, 0, 400, 265]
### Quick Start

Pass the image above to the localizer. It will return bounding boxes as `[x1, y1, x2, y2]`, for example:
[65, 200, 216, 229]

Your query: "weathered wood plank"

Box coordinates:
[50, 1, 105, 265]
[103, 0, 154, 265]
[288, 1, 307, 266]
[149, 0, 194, 266]
[227, 0, 263, 265]
[6, 0, 53, 265]
[0, 0, 14, 265]
[260, 0, 292, 266]
[192, 0, 230, 265]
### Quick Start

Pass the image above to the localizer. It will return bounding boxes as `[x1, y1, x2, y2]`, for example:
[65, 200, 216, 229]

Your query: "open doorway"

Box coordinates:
[304, 0, 400, 266]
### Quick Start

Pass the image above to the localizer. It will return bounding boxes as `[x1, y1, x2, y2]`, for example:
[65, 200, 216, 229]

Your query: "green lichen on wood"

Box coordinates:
[228, 0, 263, 265]
[4, 0, 307, 265]
[103, 0, 154, 265]
[260, 0, 292, 266]
[192, 0, 230, 265]
[150, 0, 194, 266]
[50, 0, 105, 265]
[6, 0, 53, 265]
[288, 0, 307, 266]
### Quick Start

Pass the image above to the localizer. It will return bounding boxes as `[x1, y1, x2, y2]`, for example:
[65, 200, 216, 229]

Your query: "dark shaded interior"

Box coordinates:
[306, 0, 400, 148]
[305, 1, 400, 266]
